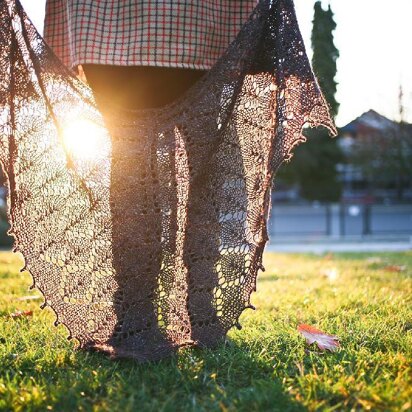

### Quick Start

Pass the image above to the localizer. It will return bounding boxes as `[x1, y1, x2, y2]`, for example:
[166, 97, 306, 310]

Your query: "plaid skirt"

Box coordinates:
[44, 0, 257, 70]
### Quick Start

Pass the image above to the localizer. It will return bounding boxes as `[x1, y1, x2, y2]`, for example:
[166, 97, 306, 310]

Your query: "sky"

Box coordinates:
[20, 0, 412, 127]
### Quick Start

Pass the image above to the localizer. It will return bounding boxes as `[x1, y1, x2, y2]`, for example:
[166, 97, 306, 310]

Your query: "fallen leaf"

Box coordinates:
[384, 265, 406, 272]
[10, 310, 33, 319]
[297, 324, 340, 352]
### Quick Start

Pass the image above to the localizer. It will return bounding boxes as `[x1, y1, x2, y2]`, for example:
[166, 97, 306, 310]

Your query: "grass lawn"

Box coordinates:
[0, 250, 411, 411]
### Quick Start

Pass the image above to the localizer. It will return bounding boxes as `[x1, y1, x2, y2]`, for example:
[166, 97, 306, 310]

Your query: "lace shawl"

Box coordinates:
[0, 0, 336, 361]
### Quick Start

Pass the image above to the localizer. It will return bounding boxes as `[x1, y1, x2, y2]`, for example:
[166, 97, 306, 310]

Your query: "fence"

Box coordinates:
[268, 203, 412, 239]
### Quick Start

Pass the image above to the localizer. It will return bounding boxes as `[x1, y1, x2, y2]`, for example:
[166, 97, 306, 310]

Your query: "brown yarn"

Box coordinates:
[0, 0, 336, 361]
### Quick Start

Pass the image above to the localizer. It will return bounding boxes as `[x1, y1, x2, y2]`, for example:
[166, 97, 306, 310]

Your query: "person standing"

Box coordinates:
[44, 1, 257, 111]
[43, 0, 258, 349]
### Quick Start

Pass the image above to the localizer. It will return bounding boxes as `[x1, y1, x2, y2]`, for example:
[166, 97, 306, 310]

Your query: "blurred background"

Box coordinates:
[1, 0, 410, 251]
[270, 0, 412, 251]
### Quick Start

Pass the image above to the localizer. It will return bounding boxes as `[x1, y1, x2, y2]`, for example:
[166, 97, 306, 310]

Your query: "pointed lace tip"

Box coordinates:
[258, 263, 265, 272]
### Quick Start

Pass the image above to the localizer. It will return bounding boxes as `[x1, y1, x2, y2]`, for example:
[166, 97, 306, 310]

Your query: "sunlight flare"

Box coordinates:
[62, 119, 107, 162]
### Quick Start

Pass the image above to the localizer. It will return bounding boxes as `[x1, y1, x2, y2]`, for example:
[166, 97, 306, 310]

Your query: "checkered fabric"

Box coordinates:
[44, 0, 258, 70]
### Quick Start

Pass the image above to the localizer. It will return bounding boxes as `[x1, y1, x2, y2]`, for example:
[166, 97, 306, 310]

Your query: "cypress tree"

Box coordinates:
[311, 1, 339, 117]
[277, 1, 342, 202]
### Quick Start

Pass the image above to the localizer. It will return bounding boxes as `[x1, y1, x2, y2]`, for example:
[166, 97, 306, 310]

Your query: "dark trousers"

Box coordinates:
[82, 65, 219, 351]
[82, 65, 206, 110]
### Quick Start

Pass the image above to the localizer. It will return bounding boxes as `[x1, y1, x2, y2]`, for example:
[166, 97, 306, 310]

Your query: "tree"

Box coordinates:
[351, 87, 412, 200]
[311, 1, 339, 118]
[277, 1, 342, 202]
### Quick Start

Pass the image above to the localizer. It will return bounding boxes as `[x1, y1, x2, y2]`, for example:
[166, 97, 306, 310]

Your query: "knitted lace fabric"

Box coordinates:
[0, 0, 336, 361]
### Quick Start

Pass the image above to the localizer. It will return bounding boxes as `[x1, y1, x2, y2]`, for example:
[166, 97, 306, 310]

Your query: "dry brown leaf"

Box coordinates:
[384, 265, 406, 272]
[10, 310, 33, 319]
[297, 324, 340, 352]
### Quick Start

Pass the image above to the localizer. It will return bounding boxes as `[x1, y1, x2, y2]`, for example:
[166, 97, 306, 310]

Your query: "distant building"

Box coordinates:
[339, 110, 397, 152]
[337, 110, 412, 201]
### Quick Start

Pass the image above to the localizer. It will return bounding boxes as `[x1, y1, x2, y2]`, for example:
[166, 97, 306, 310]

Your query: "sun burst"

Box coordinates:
[62, 119, 107, 162]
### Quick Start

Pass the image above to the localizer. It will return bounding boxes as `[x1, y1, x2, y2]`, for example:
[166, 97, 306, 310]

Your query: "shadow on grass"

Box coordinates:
[5, 339, 307, 411]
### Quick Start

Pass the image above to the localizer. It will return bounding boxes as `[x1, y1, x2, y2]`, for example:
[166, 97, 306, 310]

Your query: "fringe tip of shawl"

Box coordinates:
[258, 264, 266, 272]
[246, 304, 256, 311]
[235, 322, 242, 330]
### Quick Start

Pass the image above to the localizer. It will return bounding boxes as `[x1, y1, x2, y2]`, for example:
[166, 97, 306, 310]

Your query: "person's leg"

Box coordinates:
[82, 65, 207, 355]
[82, 65, 206, 111]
